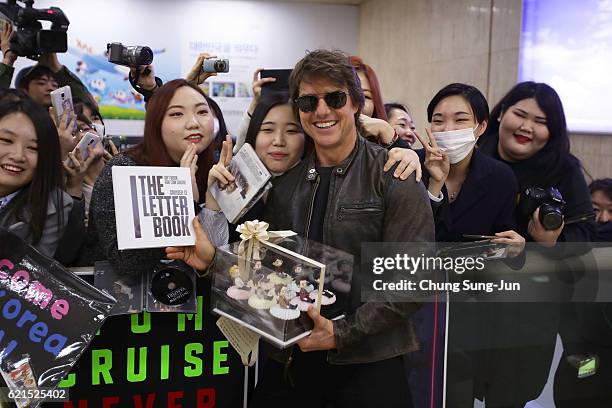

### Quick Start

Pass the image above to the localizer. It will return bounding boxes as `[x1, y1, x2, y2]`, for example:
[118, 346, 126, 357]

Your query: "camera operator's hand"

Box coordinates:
[528, 207, 564, 247]
[129, 65, 157, 91]
[166, 218, 216, 272]
[248, 68, 276, 115]
[186, 53, 217, 86]
[492, 230, 526, 258]
[0, 22, 17, 66]
[206, 135, 235, 211]
[415, 128, 449, 198]
[49, 107, 77, 158]
[180, 143, 199, 203]
[384, 148, 422, 181]
[63, 146, 96, 198]
[38, 53, 63, 73]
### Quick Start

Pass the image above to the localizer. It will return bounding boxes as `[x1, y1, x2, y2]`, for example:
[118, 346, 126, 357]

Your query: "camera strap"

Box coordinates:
[128, 70, 163, 103]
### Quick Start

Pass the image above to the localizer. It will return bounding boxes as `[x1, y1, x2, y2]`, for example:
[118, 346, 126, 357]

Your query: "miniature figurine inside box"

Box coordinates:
[210, 223, 353, 348]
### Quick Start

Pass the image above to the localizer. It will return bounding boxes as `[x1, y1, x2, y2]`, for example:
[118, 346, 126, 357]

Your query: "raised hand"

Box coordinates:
[180, 143, 199, 202]
[63, 146, 96, 197]
[50, 107, 77, 158]
[186, 53, 218, 85]
[204, 136, 235, 212]
[0, 21, 16, 66]
[129, 65, 157, 91]
[414, 128, 449, 197]
[247, 68, 276, 114]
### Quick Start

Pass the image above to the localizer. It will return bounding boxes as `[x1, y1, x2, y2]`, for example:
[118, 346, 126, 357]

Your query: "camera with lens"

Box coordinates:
[202, 58, 229, 73]
[0, 0, 69, 59]
[518, 187, 566, 230]
[106, 42, 153, 67]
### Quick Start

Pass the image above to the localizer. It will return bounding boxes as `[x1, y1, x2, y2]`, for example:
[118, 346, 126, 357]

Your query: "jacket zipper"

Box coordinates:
[304, 175, 320, 239]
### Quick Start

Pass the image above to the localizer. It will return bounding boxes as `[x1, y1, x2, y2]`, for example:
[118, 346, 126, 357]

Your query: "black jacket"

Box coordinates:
[263, 136, 435, 364]
[418, 148, 518, 242]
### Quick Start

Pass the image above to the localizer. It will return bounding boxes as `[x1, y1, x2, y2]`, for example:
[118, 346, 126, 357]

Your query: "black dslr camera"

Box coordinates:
[106, 42, 153, 67]
[518, 187, 566, 230]
[0, 0, 69, 59]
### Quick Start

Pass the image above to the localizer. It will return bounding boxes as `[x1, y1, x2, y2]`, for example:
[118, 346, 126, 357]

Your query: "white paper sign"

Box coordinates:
[112, 166, 196, 250]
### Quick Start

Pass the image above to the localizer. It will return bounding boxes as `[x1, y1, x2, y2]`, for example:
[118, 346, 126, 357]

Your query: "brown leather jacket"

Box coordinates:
[263, 136, 435, 364]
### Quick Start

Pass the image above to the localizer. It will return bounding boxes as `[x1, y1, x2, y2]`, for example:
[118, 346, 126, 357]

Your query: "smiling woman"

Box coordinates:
[88, 79, 216, 276]
[0, 96, 72, 257]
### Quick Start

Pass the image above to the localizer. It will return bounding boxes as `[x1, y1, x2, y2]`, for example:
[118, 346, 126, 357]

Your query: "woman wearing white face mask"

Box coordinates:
[409, 84, 526, 408]
[416, 83, 523, 244]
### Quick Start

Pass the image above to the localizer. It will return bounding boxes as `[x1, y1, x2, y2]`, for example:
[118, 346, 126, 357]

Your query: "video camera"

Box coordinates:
[0, 0, 69, 59]
[106, 42, 153, 67]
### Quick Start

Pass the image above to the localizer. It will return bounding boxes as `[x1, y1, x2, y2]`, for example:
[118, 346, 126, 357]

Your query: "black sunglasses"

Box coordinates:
[294, 91, 348, 113]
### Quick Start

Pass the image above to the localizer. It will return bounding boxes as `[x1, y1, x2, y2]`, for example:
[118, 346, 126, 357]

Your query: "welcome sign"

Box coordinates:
[112, 166, 196, 250]
[0, 229, 115, 406]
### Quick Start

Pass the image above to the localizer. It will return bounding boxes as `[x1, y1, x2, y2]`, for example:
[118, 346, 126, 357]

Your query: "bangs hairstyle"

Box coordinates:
[126, 79, 215, 200]
[384, 102, 412, 118]
[245, 94, 309, 156]
[485, 81, 576, 179]
[289, 49, 364, 127]
[427, 83, 489, 124]
[350, 56, 387, 121]
[0, 98, 64, 244]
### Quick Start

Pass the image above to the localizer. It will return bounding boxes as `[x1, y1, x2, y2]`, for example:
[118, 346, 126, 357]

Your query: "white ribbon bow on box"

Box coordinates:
[236, 220, 296, 278]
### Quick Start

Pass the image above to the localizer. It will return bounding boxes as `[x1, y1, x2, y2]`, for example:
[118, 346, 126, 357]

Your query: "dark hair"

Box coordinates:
[289, 49, 364, 127]
[244, 94, 308, 156]
[590, 178, 612, 201]
[485, 81, 576, 183]
[74, 97, 104, 126]
[349, 56, 387, 121]
[16, 65, 57, 90]
[126, 79, 215, 200]
[0, 88, 30, 103]
[384, 102, 412, 119]
[427, 83, 489, 124]
[0, 98, 64, 244]
[204, 96, 228, 156]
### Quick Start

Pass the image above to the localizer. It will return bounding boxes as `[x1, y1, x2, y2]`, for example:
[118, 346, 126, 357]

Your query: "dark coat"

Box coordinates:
[417, 148, 518, 242]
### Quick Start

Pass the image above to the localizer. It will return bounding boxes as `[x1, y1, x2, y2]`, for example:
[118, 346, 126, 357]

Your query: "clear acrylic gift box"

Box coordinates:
[210, 234, 353, 348]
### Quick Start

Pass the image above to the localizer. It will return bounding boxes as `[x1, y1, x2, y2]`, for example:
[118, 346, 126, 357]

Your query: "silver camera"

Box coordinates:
[202, 58, 229, 73]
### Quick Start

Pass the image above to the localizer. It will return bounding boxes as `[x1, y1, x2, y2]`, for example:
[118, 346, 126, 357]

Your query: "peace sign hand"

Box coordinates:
[414, 128, 449, 184]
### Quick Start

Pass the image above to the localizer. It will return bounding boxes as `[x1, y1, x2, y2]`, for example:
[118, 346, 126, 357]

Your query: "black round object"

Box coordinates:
[150, 265, 193, 306]
[539, 203, 564, 230]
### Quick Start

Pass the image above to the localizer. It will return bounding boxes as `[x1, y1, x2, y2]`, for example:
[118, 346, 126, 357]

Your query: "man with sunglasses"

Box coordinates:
[251, 50, 434, 408]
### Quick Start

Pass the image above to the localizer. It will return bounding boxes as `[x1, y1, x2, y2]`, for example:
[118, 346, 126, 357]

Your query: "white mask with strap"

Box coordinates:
[431, 127, 477, 164]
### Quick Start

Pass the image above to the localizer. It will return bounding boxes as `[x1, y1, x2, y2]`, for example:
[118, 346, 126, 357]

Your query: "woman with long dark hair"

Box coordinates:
[476, 81, 596, 407]
[89, 79, 216, 276]
[480, 81, 595, 248]
[0, 97, 72, 256]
